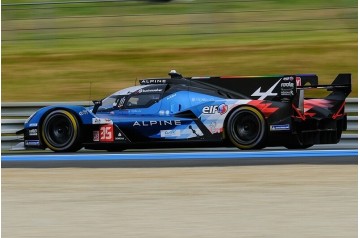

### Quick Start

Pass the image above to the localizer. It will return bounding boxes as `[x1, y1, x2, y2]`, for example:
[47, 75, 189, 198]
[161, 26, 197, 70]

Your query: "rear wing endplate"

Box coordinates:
[294, 73, 351, 114]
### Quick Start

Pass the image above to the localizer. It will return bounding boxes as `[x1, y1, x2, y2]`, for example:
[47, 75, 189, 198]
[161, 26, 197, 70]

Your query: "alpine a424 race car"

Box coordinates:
[18, 70, 351, 152]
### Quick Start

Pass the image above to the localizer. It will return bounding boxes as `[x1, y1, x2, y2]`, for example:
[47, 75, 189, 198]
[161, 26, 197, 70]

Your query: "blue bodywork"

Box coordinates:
[23, 85, 242, 149]
[21, 72, 350, 151]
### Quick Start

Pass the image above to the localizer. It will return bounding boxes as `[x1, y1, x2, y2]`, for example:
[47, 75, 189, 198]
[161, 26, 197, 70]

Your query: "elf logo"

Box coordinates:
[202, 104, 228, 115]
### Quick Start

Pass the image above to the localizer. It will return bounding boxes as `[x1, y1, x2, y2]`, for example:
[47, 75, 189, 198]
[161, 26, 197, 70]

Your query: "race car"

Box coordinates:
[17, 70, 351, 152]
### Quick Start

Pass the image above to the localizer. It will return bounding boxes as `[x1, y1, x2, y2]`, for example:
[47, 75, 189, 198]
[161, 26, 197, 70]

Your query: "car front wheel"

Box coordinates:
[41, 110, 82, 152]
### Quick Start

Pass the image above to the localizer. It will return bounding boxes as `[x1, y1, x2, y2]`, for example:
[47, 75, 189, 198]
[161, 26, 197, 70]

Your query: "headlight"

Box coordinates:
[25, 112, 36, 124]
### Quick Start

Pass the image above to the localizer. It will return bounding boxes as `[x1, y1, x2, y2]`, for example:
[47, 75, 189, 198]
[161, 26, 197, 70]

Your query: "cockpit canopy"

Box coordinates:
[98, 85, 166, 112]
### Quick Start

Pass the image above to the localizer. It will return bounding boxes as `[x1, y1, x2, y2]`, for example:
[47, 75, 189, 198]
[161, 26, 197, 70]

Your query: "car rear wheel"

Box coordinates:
[41, 110, 82, 152]
[226, 106, 266, 149]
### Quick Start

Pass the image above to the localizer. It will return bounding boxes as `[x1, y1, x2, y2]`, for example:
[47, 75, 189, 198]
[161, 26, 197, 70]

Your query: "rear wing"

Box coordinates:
[293, 73, 351, 115]
[189, 74, 351, 102]
[296, 74, 351, 96]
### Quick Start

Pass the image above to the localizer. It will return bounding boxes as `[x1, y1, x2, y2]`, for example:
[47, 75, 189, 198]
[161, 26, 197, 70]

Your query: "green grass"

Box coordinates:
[2, 0, 357, 101]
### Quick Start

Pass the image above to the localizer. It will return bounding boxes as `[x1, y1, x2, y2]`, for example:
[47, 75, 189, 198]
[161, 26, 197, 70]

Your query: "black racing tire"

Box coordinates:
[226, 106, 267, 150]
[41, 110, 82, 152]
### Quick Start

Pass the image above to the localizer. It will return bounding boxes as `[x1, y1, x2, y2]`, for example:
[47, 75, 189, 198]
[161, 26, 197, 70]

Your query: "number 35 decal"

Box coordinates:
[100, 125, 114, 142]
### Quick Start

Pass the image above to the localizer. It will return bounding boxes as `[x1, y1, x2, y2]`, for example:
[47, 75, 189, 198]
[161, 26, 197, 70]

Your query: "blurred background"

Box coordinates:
[2, 0, 357, 101]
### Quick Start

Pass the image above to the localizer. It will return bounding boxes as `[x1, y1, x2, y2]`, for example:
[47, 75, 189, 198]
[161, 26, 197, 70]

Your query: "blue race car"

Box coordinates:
[18, 70, 351, 152]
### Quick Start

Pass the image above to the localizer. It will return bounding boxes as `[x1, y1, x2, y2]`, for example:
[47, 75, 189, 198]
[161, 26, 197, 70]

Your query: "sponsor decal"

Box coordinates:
[92, 118, 113, 125]
[202, 104, 228, 115]
[115, 132, 126, 141]
[93, 131, 99, 141]
[251, 79, 281, 100]
[28, 129, 38, 136]
[282, 76, 294, 81]
[203, 106, 218, 114]
[218, 104, 228, 115]
[129, 109, 142, 113]
[135, 88, 163, 94]
[25, 140, 40, 146]
[100, 125, 114, 142]
[118, 96, 126, 108]
[270, 124, 290, 131]
[280, 89, 294, 97]
[29, 123, 38, 127]
[191, 98, 212, 102]
[79, 110, 89, 116]
[296, 77, 302, 86]
[133, 120, 181, 127]
[160, 130, 181, 137]
[166, 94, 176, 100]
[140, 79, 167, 84]
[281, 82, 294, 88]
[280, 78, 295, 98]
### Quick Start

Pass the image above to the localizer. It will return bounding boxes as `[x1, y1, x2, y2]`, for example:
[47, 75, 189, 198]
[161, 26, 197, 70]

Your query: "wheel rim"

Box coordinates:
[44, 113, 75, 148]
[232, 111, 261, 145]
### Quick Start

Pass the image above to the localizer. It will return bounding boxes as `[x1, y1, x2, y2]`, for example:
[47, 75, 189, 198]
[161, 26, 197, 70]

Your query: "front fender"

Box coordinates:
[22, 105, 95, 149]
[25, 105, 97, 129]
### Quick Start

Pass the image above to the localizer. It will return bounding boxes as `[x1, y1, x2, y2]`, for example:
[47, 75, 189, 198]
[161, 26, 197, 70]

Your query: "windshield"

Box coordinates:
[98, 95, 127, 112]
[125, 94, 160, 108]
[96, 85, 146, 112]
[95, 85, 165, 112]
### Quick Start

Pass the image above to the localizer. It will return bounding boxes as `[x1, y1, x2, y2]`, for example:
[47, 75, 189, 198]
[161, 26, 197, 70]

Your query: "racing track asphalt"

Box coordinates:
[2, 148, 358, 168]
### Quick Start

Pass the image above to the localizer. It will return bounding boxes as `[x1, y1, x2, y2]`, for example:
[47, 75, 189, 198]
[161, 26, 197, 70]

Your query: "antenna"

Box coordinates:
[134, 77, 137, 86]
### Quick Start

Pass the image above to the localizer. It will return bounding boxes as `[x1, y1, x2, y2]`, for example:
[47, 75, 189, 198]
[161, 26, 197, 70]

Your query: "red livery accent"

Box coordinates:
[293, 99, 333, 119]
[332, 101, 346, 119]
[247, 100, 279, 117]
[303, 99, 332, 118]
[304, 99, 332, 109]
[292, 104, 306, 120]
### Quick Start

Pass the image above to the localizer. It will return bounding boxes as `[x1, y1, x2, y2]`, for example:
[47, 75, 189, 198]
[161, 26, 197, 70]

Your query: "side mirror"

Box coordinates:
[92, 100, 102, 114]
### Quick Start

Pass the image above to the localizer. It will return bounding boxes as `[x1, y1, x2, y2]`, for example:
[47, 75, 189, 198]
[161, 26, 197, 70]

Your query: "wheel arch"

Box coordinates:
[223, 104, 268, 149]
[38, 107, 84, 130]
[38, 107, 84, 150]
[223, 104, 267, 138]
